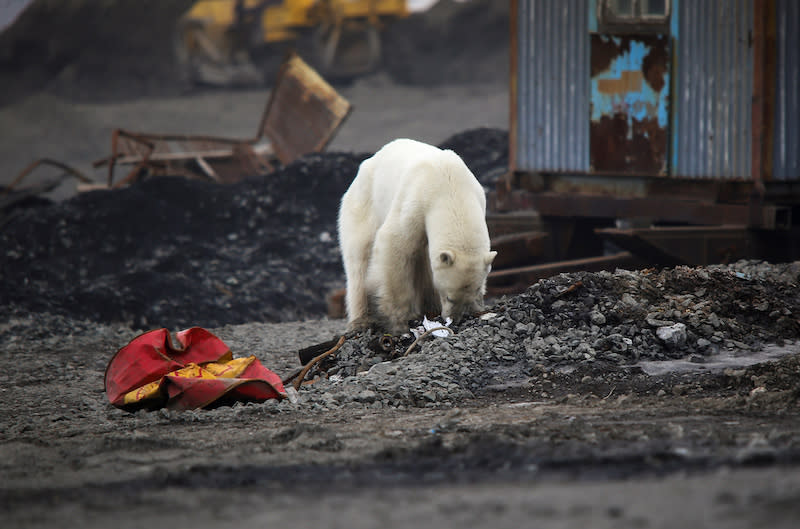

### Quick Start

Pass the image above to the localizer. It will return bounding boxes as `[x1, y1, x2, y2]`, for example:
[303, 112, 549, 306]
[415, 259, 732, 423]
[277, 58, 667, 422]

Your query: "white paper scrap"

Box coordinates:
[422, 315, 452, 337]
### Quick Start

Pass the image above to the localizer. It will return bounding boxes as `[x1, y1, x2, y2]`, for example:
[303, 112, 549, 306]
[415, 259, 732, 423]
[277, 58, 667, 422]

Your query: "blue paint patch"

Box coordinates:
[591, 37, 670, 128]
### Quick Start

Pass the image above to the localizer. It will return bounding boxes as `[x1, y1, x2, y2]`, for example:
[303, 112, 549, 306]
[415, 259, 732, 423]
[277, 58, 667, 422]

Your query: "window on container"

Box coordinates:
[599, 0, 670, 24]
[608, 0, 634, 17]
[641, 0, 668, 19]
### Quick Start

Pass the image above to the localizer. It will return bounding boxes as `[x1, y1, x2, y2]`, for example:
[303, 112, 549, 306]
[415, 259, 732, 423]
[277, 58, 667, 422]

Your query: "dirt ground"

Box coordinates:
[2, 2, 800, 528]
[3, 309, 800, 528]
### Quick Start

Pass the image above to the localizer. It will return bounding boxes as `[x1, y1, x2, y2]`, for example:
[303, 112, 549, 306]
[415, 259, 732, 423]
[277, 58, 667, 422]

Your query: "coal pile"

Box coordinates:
[382, 0, 509, 85]
[438, 127, 508, 186]
[0, 0, 195, 106]
[0, 128, 509, 330]
[1, 152, 365, 329]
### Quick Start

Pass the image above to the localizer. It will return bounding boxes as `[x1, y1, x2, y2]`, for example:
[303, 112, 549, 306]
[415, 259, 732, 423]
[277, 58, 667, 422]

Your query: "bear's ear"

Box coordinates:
[485, 251, 497, 266]
[439, 251, 455, 266]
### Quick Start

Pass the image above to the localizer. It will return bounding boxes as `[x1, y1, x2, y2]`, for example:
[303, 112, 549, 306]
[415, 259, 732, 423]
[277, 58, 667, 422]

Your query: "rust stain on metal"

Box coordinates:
[493, 189, 754, 226]
[98, 130, 272, 188]
[641, 38, 669, 92]
[259, 52, 352, 164]
[590, 35, 632, 77]
[596, 225, 755, 266]
[590, 114, 668, 174]
[6, 158, 92, 195]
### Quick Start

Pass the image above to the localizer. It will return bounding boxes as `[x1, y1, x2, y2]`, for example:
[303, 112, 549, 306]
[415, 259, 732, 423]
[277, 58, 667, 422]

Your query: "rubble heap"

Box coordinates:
[302, 262, 800, 407]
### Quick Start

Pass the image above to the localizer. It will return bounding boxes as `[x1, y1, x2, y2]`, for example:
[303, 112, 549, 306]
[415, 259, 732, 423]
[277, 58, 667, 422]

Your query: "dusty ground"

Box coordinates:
[2, 2, 800, 528]
[3, 301, 800, 528]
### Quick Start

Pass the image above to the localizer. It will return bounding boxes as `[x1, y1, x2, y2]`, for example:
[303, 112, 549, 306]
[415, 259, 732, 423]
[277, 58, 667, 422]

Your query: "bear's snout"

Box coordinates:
[440, 295, 469, 323]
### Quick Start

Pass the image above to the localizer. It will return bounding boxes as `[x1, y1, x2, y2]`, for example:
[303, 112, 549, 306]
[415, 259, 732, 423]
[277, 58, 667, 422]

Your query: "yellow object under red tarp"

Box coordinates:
[105, 327, 286, 411]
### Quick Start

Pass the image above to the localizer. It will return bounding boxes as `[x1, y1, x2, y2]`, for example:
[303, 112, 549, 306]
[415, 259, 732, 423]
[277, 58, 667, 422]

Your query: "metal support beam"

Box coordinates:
[487, 251, 643, 297]
[595, 225, 756, 266]
[492, 190, 755, 226]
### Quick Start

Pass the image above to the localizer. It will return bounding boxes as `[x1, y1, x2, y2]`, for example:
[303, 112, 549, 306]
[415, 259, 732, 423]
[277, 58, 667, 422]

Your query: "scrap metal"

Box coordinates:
[95, 52, 352, 188]
[2, 159, 92, 223]
[5, 158, 92, 195]
[595, 225, 758, 267]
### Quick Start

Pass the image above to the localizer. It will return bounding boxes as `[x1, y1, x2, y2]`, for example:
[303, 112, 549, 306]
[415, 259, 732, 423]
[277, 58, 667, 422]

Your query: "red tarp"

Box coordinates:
[105, 327, 286, 411]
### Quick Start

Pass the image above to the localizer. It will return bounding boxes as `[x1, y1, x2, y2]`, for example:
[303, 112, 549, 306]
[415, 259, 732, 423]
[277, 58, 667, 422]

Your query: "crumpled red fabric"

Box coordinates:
[105, 327, 286, 411]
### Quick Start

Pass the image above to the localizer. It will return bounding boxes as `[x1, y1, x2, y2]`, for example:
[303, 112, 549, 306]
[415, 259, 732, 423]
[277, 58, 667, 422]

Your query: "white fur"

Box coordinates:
[338, 138, 497, 333]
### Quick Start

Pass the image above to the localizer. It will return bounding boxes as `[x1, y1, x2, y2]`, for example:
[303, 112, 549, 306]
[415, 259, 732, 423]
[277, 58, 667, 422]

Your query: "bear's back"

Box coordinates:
[364, 139, 482, 216]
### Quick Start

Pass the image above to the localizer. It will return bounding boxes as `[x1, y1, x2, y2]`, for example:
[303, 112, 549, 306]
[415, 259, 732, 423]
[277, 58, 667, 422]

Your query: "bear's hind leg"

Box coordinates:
[344, 276, 371, 331]
[340, 222, 375, 331]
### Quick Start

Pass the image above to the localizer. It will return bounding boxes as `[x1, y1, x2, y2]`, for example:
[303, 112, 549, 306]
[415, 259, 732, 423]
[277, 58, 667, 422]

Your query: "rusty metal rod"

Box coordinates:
[290, 335, 346, 391]
[4, 158, 92, 196]
[403, 327, 453, 356]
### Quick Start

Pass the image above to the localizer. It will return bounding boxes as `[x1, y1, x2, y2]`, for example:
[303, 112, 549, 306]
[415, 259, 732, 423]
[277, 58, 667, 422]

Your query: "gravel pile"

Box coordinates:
[286, 261, 800, 409]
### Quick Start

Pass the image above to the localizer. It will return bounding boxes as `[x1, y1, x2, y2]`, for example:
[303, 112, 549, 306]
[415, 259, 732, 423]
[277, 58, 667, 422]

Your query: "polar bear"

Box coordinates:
[338, 138, 497, 333]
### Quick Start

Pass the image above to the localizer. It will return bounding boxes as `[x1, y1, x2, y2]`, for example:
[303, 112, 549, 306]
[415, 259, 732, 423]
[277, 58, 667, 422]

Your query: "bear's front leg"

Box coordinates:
[369, 227, 420, 334]
[339, 200, 378, 331]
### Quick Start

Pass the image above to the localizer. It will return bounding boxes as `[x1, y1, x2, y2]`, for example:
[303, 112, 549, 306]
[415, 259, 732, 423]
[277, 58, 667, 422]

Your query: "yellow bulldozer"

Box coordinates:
[175, 0, 408, 85]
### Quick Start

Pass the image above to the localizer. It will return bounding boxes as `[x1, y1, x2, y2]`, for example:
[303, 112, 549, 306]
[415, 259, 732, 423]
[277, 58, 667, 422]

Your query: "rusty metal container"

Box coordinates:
[512, 0, 797, 183]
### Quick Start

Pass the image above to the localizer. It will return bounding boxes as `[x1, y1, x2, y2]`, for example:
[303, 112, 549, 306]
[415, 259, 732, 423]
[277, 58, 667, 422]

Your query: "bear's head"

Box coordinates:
[432, 249, 497, 322]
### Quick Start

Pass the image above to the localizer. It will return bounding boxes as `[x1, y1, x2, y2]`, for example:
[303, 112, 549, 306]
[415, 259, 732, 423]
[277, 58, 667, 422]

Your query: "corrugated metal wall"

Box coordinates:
[515, 0, 590, 173]
[773, 0, 800, 180]
[673, 0, 753, 179]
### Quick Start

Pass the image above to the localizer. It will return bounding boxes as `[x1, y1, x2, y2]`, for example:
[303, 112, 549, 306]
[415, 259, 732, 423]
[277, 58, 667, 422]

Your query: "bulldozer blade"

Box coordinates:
[313, 20, 381, 78]
[174, 17, 263, 87]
